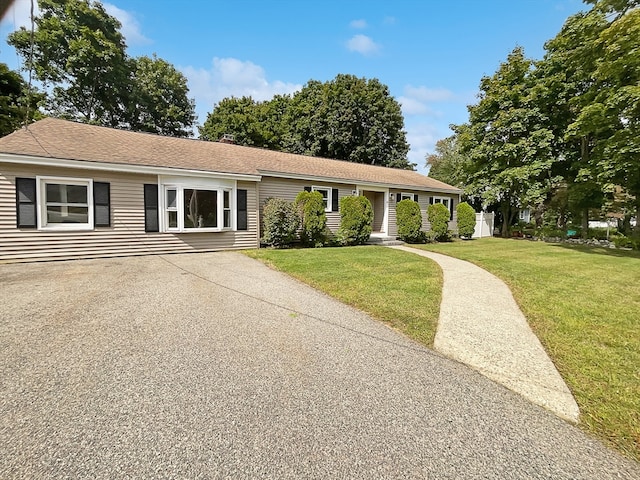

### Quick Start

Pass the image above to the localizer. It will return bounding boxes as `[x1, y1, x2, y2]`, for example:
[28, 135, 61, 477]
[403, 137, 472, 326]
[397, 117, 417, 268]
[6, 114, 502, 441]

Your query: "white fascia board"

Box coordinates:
[259, 170, 462, 194]
[0, 153, 262, 182]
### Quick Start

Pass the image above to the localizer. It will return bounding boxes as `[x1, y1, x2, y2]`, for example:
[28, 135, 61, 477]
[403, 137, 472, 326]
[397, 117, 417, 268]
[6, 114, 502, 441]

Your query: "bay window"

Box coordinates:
[161, 181, 234, 232]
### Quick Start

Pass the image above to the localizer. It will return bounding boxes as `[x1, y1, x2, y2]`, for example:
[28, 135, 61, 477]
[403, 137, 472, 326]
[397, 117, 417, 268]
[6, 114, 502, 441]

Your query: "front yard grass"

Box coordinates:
[245, 246, 442, 346]
[414, 238, 640, 461]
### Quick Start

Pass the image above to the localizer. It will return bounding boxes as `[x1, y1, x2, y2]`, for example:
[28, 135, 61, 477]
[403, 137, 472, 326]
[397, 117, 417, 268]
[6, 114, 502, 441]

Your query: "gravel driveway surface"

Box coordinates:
[1, 252, 638, 479]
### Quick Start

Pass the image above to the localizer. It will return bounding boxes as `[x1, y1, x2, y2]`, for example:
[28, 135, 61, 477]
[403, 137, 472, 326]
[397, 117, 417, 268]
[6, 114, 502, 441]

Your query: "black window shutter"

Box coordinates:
[414, 194, 419, 202]
[429, 196, 434, 205]
[16, 177, 37, 228]
[237, 189, 248, 231]
[304, 186, 311, 192]
[94, 182, 110, 227]
[144, 184, 159, 232]
[449, 198, 454, 220]
[332, 188, 339, 211]
[396, 193, 402, 203]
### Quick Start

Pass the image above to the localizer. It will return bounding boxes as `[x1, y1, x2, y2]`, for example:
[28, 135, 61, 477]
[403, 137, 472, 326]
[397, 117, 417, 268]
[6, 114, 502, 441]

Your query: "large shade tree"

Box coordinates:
[8, 0, 195, 136]
[128, 54, 196, 137]
[285, 75, 412, 169]
[8, 0, 129, 126]
[200, 74, 413, 169]
[454, 47, 554, 237]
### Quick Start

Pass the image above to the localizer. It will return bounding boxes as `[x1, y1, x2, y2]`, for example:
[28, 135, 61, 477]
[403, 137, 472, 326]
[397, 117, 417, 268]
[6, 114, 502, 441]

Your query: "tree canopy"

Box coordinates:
[430, 0, 640, 237]
[200, 74, 413, 169]
[7, 0, 195, 136]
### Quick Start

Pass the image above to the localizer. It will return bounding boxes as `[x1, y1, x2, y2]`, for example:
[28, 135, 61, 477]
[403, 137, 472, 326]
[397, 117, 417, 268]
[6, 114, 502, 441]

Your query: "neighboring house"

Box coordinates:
[0, 118, 462, 263]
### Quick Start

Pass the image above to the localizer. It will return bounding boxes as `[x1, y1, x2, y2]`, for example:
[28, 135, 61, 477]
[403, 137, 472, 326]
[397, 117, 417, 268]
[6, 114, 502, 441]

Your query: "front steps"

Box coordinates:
[366, 236, 405, 246]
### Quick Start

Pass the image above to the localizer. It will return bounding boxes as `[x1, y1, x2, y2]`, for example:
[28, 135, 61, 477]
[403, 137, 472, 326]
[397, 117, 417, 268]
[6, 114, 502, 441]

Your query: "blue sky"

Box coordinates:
[1, 0, 586, 173]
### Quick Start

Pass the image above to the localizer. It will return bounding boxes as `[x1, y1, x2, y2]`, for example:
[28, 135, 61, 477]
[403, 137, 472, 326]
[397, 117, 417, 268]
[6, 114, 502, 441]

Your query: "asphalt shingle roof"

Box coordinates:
[0, 118, 461, 192]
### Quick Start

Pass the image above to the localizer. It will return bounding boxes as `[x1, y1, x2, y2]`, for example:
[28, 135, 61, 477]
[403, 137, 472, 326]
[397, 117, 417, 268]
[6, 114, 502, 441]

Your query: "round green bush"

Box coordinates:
[456, 202, 476, 239]
[396, 199, 425, 243]
[427, 202, 451, 241]
[261, 197, 300, 247]
[295, 190, 327, 247]
[337, 195, 373, 245]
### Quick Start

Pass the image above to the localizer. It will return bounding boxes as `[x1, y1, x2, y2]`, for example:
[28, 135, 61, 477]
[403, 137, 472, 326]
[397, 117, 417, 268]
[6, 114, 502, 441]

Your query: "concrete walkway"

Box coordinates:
[389, 245, 580, 423]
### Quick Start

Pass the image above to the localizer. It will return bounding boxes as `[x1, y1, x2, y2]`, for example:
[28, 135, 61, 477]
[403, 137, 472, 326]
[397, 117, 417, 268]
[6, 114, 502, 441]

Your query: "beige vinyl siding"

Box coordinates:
[0, 163, 259, 263]
[258, 176, 354, 233]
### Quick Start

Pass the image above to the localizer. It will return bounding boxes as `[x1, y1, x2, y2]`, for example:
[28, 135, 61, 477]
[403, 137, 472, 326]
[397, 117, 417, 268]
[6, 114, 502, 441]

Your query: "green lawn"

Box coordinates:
[414, 238, 640, 461]
[245, 246, 442, 346]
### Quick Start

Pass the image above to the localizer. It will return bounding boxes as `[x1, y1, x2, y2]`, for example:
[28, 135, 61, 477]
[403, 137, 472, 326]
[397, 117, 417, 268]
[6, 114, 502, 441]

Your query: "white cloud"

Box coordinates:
[404, 85, 454, 102]
[1, 0, 37, 28]
[346, 34, 380, 56]
[103, 3, 151, 46]
[349, 19, 367, 29]
[181, 57, 302, 125]
[399, 85, 457, 117]
[399, 96, 436, 116]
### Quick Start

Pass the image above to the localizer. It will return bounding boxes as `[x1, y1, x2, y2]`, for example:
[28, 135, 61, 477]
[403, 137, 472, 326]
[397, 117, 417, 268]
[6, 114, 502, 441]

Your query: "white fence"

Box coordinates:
[473, 212, 494, 238]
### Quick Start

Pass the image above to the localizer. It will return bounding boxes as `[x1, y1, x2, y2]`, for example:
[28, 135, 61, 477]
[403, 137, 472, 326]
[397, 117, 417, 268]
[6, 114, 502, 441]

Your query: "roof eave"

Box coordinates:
[0, 153, 262, 182]
[258, 170, 463, 194]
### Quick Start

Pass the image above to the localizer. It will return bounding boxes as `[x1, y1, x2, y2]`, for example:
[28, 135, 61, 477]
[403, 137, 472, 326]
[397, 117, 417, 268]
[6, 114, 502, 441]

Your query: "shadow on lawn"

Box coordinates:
[551, 242, 640, 259]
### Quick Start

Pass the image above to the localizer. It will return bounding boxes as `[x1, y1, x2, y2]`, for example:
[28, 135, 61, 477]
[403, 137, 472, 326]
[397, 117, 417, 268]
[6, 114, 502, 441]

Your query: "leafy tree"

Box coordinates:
[427, 203, 451, 241]
[8, 0, 129, 126]
[538, 6, 611, 237]
[456, 202, 476, 239]
[201, 75, 412, 169]
[587, 6, 640, 233]
[396, 199, 425, 243]
[336, 195, 373, 245]
[261, 197, 299, 247]
[200, 96, 267, 145]
[8, 0, 195, 137]
[294, 191, 327, 247]
[454, 47, 554, 237]
[285, 75, 412, 169]
[128, 54, 196, 137]
[0, 63, 45, 136]
[426, 135, 470, 188]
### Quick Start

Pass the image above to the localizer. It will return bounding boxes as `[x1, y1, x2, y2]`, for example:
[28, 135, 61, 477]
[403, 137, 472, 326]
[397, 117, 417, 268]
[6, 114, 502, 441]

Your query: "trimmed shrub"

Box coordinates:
[427, 202, 451, 241]
[295, 190, 327, 247]
[261, 197, 300, 247]
[396, 199, 426, 243]
[456, 202, 476, 239]
[337, 195, 374, 245]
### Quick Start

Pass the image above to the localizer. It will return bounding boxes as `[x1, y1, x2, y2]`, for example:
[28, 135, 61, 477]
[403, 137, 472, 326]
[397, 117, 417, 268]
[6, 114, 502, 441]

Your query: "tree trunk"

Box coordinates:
[500, 201, 511, 238]
[581, 209, 589, 239]
[634, 195, 640, 238]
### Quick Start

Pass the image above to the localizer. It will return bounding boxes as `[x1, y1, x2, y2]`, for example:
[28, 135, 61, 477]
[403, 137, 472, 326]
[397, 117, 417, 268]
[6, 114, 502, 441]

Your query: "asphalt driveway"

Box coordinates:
[1, 252, 638, 479]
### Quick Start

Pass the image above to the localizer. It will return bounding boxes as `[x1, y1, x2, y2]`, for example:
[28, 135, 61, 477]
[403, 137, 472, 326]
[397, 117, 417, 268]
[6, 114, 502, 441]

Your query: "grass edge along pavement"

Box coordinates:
[244, 246, 442, 348]
[413, 238, 640, 462]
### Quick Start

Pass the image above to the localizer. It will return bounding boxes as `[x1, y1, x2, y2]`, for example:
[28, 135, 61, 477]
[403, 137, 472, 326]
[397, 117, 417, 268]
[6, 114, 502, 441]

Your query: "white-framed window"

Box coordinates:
[161, 180, 234, 232]
[400, 192, 414, 202]
[433, 196, 451, 209]
[37, 176, 93, 231]
[312, 186, 333, 212]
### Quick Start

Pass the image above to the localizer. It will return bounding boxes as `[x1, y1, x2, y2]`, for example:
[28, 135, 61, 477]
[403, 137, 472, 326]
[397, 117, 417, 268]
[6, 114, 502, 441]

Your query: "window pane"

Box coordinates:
[168, 211, 178, 228]
[184, 189, 217, 228]
[224, 210, 231, 228]
[223, 190, 230, 209]
[46, 183, 62, 203]
[66, 185, 88, 203]
[167, 189, 177, 208]
[47, 206, 88, 224]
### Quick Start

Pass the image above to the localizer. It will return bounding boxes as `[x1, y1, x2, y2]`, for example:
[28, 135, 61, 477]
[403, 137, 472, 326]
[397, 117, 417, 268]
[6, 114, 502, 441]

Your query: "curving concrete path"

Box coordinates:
[389, 245, 580, 423]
